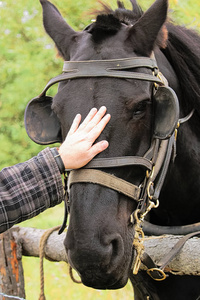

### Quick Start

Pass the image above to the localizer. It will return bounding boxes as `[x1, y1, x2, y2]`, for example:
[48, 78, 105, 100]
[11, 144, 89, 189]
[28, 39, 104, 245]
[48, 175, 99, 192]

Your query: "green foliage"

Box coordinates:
[0, 0, 57, 168]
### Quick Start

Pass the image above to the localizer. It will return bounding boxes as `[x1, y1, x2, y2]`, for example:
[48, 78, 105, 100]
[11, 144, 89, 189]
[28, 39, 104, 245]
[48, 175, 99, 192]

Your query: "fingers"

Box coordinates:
[69, 106, 109, 138]
[68, 114, 81, 135]
[79, 107, 98, 129]
[87, 113, 111, 142]
[84, 106, 107, 132]
[89, 140, 109, 158]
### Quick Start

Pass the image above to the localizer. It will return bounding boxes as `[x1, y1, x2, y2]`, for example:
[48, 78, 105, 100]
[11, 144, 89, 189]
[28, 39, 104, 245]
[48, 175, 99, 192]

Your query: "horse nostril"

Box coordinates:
[103, 234, 124, 273]
[65, 231, 125, 279]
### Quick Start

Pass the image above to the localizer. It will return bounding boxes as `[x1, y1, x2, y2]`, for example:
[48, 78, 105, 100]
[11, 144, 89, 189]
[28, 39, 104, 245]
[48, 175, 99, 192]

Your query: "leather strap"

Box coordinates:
[143, 220, 200, 236]
[150, 139, 169, 181]
[68, 169, 141, 201]
[142, 230, 200, 280]
[179, 109, 195, 124]
[152, 135, 174, 200]
[38, 57, 164, 98]
[39, 71, 163, 98]
[63, 57, 159, 71]
[84, 156, 153, 170]
[129, 272, 159, 300]
[157, 230, 200, 269]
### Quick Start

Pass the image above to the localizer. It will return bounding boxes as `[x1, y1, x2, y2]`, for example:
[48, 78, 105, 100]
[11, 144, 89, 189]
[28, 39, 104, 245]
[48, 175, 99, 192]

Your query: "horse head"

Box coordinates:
[31, 0, 178, 289]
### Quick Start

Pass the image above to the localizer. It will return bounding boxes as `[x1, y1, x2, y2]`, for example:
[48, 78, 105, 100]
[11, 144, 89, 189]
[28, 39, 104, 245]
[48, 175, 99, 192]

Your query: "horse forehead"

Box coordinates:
[54, 74, 152, 118]
[71, 27, 130, 61]
[55, 77, 150, 110]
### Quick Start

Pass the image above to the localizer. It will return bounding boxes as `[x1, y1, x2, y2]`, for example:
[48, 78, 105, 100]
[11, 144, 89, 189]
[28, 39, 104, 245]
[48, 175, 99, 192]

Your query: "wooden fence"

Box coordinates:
[1, 226, 200, 299]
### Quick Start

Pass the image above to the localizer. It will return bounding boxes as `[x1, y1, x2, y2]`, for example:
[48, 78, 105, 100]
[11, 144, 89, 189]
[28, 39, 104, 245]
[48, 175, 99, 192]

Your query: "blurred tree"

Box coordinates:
[0, 0, 199, 169]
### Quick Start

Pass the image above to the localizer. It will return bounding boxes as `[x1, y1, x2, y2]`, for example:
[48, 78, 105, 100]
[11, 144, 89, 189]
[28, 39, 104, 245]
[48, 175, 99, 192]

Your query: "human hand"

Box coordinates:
[58, 106, 111, 169]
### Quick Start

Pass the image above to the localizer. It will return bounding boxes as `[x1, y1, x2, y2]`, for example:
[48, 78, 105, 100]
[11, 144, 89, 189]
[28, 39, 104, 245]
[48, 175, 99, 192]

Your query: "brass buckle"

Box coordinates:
[132, 253, 142, 275]
[147, 181, 154, 200]
[147, 268, 167, 281]
[146, 166, 155, 179]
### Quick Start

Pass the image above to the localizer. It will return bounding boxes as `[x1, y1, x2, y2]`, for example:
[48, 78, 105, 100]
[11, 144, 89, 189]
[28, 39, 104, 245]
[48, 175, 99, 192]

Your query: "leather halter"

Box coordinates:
[57, 55, 178, 278]
[64, 55, 172, 217]
[54, 55, 192, 282]
[58, 56, 170, 207]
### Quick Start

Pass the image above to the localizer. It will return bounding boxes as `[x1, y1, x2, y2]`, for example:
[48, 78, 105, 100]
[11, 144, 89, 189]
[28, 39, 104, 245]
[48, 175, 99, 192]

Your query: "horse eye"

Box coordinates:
[132, 100, 150, 117]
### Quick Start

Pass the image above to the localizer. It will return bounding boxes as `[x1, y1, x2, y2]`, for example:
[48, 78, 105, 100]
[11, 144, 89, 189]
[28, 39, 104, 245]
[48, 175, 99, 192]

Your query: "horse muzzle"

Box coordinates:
[64, 232, 130, 289]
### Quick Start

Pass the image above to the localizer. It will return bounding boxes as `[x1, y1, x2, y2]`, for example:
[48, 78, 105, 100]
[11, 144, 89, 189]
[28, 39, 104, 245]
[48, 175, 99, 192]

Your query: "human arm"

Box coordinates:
[0, 106, 110, 233]
[0, 148, 64, 233]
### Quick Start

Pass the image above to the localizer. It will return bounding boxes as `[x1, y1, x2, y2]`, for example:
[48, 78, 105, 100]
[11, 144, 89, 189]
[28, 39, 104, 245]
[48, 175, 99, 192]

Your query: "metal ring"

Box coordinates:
[146, 166, 155, 179]
[153, 199, 159, 208]
[147, 181, 154, 199]
[133, 209, 141, 224]
[147, 268, 167, 281]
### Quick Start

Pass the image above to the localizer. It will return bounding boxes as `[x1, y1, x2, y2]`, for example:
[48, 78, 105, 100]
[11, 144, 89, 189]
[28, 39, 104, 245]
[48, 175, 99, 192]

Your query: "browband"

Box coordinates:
[39, 57, 163, 98]
[63, 57, 159, 71]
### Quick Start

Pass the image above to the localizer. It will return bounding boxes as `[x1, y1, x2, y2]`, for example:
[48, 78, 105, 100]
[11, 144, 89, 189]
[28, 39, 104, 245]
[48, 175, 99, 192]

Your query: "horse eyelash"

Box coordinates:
[132, 99, 151, 116]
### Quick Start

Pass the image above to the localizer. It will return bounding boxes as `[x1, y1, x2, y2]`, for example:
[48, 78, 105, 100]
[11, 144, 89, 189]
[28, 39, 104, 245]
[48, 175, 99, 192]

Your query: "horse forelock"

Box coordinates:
[88, 14, 122, 43]
[88, 1, 168, 50]
[88, 1, 143, 43]
[93, 0, 143, 23]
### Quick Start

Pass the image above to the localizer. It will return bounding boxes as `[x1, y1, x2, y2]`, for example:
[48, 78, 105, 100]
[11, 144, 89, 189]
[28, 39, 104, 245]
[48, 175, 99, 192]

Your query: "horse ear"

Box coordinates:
[126, 0, 168, 56]
[40, 0, 77, 60]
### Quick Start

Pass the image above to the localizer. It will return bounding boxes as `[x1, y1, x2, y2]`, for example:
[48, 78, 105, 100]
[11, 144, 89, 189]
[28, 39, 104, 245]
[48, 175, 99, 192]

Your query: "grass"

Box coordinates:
[20, 204, 134, 300]
[23, 258, 134, 300]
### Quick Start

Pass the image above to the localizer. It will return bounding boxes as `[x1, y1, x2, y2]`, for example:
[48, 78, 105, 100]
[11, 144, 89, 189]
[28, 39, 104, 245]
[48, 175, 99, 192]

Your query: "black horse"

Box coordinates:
[25, 0, 200, 299]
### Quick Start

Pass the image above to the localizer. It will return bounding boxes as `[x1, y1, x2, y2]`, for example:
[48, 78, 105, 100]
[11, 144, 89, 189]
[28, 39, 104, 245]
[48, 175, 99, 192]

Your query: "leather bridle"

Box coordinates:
[52, 55, 181, 279]
[36, 54, 195, 283]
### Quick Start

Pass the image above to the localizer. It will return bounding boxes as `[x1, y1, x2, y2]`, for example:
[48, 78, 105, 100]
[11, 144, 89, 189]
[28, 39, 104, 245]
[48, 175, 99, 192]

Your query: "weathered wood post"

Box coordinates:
[0, 229, 25, 300]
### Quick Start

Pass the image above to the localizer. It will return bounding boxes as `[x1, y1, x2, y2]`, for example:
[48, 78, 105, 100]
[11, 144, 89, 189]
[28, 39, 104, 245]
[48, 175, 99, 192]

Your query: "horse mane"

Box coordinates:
[162, 23, 200, 116]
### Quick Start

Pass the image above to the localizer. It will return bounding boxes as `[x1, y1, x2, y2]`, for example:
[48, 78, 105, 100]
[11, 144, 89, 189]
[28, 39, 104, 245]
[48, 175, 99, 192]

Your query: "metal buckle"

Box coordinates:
[146, 166, 155, 179]
[147, 268, 167, 281]
[147, 181, 154, 199]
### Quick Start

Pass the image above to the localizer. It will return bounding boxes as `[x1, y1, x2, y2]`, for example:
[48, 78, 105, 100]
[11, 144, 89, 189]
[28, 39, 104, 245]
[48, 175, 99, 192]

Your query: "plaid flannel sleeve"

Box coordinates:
[0, 148, 64, 233]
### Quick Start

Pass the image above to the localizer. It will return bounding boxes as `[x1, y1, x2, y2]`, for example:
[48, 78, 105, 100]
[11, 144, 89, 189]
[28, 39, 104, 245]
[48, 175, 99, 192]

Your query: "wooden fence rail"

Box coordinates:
[1, 226, 200, 299]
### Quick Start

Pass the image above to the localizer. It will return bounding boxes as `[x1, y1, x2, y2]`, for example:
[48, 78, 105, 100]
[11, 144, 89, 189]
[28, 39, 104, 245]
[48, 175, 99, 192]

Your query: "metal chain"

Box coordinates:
[0, 292, 27, 300]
